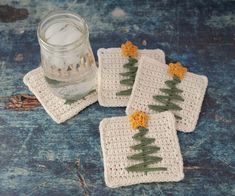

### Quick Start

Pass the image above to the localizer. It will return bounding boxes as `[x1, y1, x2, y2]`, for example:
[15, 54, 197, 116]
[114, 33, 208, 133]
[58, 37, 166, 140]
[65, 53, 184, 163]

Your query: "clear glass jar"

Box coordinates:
[37, 11, 97, 100]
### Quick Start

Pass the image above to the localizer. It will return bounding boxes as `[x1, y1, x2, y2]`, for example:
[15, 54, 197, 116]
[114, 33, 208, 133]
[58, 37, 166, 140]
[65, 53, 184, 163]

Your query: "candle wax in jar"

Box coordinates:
[45, 22, 82, 45]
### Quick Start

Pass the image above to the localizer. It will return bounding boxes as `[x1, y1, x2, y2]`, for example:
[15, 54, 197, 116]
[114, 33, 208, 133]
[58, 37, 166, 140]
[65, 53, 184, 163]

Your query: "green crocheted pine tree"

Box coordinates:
[116, 57, 138, 96]
[148, 75, 184, 120]
[126, 126, 167, 174]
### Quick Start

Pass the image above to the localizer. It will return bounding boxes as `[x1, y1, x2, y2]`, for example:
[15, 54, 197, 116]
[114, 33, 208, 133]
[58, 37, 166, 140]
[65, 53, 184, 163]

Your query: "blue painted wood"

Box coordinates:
[0, 0, 234, 195]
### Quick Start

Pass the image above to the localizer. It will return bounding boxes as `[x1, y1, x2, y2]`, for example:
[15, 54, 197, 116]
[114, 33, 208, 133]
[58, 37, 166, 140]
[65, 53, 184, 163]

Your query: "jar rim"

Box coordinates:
[37, 11, 89, 51]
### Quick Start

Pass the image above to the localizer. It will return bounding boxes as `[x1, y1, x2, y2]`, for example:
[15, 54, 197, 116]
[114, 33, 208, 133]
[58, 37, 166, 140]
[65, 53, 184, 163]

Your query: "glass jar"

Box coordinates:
[37, 11, 97, 101]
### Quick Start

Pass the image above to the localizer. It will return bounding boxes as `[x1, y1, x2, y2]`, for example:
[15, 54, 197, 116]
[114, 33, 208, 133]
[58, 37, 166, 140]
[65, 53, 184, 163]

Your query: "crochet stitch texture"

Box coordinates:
[23, 67, 98, 123]
[99, 112, 184, 188]
[126, 57, 208, 132]
[97, 48, 165, 107]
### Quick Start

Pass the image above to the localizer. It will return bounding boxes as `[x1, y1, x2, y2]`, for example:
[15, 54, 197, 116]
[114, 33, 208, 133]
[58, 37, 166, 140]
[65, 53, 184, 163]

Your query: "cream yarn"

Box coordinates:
[126, 57, 208, 132]
[99, 112, 184, 188]
[97, 48, 165, 107]
[23, 67, 97, 123]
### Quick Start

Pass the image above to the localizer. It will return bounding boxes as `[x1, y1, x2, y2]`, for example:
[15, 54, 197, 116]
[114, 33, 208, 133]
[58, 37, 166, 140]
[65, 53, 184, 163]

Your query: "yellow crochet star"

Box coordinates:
[121, 41, 138, 58]
[129, 111, 149, 129]
[168, 62, 187, 80]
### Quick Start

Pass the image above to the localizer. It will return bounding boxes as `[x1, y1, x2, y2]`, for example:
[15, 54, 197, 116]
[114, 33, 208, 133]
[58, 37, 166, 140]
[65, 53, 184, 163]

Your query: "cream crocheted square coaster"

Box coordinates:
[23, 67, 98, 124]
[97, 48, 165, 107]
[100, 112, 184, 188]
[126, 57, 208, 132]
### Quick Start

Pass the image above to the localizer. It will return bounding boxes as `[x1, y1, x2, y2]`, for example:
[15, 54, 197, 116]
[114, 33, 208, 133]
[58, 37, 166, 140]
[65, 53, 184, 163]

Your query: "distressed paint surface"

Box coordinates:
[0, 0, 234, 195]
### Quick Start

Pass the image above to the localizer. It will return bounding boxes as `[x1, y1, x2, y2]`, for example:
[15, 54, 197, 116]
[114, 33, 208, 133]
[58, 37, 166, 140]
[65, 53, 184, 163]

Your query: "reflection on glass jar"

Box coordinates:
[37, 11, 97, 101]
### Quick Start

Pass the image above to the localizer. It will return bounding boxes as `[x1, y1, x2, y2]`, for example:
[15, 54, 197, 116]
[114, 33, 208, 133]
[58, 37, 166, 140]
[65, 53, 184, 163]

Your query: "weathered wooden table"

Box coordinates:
[0, 1, 234, 195]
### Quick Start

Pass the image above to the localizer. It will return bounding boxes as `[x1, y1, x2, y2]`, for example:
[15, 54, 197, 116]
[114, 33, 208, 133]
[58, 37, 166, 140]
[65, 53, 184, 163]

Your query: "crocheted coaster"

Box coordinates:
[100, 112, 184, 188]
[97, 48, 165, 107]
[23, 67, 98, 124]
[126, 57, 208, 132]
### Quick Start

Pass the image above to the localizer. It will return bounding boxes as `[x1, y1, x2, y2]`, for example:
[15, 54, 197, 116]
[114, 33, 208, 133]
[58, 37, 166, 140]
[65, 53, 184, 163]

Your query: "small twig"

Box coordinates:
[75, 160, 89, 196]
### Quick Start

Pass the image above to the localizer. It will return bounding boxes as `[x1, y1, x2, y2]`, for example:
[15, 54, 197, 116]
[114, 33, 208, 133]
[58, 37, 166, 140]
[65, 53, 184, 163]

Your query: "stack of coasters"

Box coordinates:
[126, 57, 208, 132]
[23, 40, 208, 187]
[97, 47, 165, 107]
[100, 111, 184, 188]
[23, 67, 98, 124]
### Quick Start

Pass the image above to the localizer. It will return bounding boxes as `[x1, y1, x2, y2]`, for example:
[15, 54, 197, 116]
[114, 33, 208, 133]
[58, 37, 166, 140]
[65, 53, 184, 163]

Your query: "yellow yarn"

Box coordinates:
[168, 62, 187, 80]
[121, 41, 138, 58]
[129, 111, 149, 129]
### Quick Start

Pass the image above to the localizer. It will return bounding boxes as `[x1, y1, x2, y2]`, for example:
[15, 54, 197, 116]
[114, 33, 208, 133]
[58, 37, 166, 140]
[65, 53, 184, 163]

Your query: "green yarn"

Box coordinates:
[129, 57, 138, 64]
[153, 95, 184, 102]
[116, 88, 132, 96]
[120, 79, 135, 86]
[126, 127, 167, 174]
[116, 57, 138, 96]
[64, 90, 96, 105]
[128, 67, 138, 72]
[123, 62, 135, 68]
[148, 75, 184, 119]
[119, 71, 136, 77]
[160, 88, 183, 94]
